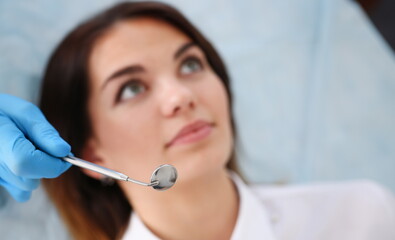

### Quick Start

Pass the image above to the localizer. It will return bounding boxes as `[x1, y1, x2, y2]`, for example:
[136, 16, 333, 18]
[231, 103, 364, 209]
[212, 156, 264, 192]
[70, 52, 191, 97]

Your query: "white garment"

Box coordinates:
[122, 173, 395, 240]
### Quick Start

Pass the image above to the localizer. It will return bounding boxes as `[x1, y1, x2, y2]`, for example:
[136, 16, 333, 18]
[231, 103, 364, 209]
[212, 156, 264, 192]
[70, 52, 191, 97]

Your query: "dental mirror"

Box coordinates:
[149, 164, 178, 190]
[63, 156, 177, 191]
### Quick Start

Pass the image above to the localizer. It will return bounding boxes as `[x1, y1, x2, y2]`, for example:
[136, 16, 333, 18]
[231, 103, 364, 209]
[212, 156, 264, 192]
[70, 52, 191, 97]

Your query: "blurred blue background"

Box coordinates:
[0, 0, 394, 239]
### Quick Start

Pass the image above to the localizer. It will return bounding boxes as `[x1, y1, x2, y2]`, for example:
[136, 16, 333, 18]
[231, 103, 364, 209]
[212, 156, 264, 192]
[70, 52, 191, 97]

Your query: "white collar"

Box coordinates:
[230, 172, 276, 240]
[122, 172, 276, 240]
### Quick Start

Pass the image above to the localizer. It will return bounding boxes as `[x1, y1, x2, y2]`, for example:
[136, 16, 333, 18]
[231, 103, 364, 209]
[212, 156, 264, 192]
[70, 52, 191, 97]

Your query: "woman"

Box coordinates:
[40, 2, 237, 239]
[38, 1, 394, 240]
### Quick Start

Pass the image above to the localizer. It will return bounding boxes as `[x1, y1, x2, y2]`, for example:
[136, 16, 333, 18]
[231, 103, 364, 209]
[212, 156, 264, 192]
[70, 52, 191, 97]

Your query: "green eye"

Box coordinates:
[118, 80, 146, 102]
[180, 57, 203, 75]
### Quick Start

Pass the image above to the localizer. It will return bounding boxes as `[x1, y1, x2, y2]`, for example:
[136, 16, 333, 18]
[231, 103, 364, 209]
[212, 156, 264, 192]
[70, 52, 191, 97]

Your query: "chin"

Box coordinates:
[171, 144, 230, 186]
[166, 125, 233, 184]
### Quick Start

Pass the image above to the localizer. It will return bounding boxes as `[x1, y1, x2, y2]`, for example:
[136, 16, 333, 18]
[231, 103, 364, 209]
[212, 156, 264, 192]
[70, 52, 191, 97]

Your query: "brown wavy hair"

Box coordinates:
[40, 2, 238, 240]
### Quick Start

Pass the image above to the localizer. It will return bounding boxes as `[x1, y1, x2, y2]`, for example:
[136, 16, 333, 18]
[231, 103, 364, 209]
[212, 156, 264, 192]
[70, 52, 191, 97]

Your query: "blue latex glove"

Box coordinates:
[0, 94, 71, 202]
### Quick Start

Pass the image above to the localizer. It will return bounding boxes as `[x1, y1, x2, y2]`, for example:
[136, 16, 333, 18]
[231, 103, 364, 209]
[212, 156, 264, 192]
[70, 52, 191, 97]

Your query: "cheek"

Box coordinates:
[209, 78, 233, 160]
[213, 81, 233, 153]
[202, 77, 231, 130]
[92, 106, 164, 179]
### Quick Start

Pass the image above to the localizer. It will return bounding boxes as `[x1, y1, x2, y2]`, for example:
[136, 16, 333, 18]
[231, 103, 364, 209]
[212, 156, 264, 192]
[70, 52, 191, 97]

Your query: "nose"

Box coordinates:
[160, 80, 196, 117]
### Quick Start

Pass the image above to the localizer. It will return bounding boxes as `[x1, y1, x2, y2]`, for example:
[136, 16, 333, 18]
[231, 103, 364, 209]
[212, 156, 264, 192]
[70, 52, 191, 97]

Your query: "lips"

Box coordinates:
[166, 120, 214, 148]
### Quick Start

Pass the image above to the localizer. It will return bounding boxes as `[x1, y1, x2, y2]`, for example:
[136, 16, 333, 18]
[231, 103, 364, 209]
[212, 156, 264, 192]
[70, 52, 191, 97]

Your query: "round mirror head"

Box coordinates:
[150, 164, 177, 191]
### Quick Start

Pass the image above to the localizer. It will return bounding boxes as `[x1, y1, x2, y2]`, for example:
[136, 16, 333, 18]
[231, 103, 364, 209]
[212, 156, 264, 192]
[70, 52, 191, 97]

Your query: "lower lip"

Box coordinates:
[169, 124, 213, 147]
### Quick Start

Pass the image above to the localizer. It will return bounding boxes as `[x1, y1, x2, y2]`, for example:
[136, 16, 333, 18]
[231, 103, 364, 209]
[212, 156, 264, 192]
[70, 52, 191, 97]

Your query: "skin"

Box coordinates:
[84, 18, 238, 240]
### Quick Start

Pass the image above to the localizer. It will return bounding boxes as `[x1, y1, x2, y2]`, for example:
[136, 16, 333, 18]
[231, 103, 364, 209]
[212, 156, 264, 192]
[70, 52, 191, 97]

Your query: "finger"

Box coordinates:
[0, 163, 40, 191]
[29, 149, 72, 178]
[0, 117, 71, 178]
[0, 95, 71, 157]
[0, 178, 32, 202]
[28, 120, 71, 158]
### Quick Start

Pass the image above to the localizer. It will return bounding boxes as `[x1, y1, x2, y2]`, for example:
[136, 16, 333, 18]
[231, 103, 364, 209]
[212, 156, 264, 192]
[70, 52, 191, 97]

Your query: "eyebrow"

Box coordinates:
[101, 65, 144, 90]
[101, 42, 196, 90]
[174, 42, 196, 59]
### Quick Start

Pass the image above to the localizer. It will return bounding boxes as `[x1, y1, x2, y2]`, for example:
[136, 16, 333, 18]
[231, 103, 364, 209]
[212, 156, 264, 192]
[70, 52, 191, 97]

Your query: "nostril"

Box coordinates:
[164, 91, 196, 116]
[189, 101, 195, 109]
[173, 106, 181, 114]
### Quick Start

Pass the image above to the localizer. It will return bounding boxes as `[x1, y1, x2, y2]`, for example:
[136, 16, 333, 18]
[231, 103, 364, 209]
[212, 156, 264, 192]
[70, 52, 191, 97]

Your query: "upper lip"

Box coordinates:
[166, 120, 213, 148]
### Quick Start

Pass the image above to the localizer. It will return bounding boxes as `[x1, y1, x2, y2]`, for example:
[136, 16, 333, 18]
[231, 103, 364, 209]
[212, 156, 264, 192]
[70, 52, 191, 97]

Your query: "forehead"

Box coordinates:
[88, 17, 193, 88]
[99, 17, 190, 47]
[90, 18, 190, 70]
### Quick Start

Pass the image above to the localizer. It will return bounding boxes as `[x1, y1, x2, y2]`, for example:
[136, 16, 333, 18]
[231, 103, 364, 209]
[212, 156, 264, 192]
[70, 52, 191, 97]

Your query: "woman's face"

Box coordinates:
[86, 18, 232, 187]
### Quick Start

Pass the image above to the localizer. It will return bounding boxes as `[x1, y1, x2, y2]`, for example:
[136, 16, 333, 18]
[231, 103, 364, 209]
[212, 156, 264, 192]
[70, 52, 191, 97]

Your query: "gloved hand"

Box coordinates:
[0, 94, 71, 202]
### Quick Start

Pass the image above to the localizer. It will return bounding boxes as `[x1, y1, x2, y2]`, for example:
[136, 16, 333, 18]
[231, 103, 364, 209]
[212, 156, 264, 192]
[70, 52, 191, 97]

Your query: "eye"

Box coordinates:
[116, 80, 146, 102]
[179, 56, 203, 75]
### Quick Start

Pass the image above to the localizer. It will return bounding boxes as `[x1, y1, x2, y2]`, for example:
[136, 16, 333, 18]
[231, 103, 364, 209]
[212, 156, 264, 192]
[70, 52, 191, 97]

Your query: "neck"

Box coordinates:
[123, 169, 239, 240]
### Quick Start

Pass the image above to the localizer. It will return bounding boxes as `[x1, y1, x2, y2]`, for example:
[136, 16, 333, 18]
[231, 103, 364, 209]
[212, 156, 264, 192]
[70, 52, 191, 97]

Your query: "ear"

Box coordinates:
[80, 138, 106, 180]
